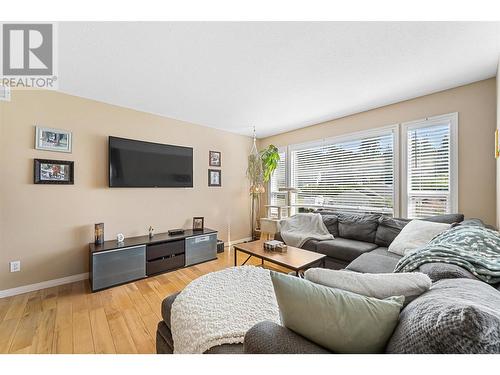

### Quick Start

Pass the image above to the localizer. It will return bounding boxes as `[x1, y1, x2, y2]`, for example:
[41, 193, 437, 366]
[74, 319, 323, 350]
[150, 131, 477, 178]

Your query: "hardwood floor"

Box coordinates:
[0, 248, 282, 354]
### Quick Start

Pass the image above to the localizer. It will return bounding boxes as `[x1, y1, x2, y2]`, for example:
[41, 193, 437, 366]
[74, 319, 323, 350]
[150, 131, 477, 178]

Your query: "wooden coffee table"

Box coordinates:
[233, 240, 326, 276]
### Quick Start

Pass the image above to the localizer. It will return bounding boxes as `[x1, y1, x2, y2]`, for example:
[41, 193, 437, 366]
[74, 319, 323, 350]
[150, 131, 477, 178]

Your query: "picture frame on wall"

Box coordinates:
[192, 217, 204, 231]
[34, 159, 74, 184]
[209, 150, 221, 167]
[35, 126, 72, 153]
[208, 169, 221, 187]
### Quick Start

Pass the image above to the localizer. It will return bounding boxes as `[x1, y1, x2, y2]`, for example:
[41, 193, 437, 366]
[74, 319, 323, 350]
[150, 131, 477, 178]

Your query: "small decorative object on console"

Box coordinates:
[264, 240, 287, 252]
[117, 233, 125, 243]
[168, 228, 185, 236]
[217, 239, 224, 253]
[193, 217, 204, 231]
[94, 223, 104, 245]
[149, 226, 154, 238]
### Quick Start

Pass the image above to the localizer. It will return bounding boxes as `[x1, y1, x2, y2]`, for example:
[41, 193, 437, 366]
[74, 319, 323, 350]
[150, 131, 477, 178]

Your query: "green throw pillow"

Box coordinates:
[270, 271, 404, 353]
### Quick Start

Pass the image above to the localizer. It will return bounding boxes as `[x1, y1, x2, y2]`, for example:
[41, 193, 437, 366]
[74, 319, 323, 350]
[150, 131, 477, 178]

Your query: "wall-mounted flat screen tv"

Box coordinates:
[109, 136, 193, 187]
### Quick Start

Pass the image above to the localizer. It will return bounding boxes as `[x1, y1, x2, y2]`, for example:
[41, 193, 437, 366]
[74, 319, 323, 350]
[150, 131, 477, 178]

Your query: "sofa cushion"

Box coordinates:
[374, 214, 464, 248]
[375, 216, 411, 247]
[304, 268, 431, 305]
[416, 262, 479, 283]
[271, 271, 404, 353]
[370, 247, 402, 259]
[424, 213, 464, 224]
[161, 292, 180, 329]
[388, 220, 450, 256]
[386, 278, 500, 353]
[244, 321, 330, 354]
[337, 213, 380, 242]
[345, 252, 400, 274]
[301, 239, 320, 252]
[316, 238, 377, 262]
[321, 214, 339, 237]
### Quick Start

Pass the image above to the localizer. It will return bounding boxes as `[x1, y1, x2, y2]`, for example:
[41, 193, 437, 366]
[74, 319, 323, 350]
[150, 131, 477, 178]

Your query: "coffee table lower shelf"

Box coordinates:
[233, 240, 326, 276]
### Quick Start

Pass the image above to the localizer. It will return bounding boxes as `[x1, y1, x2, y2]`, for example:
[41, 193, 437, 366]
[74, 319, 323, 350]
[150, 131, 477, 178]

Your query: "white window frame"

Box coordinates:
[286, 124, 400, 216]
[400, 112, 458, 218]
[267, 145, 289, 206]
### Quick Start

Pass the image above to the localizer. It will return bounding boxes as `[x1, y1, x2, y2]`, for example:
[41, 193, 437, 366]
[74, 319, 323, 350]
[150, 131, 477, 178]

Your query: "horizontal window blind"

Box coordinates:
[406, 123, 451, 218]
[269, 150, 287, 217]
[290, 131, 395, 215]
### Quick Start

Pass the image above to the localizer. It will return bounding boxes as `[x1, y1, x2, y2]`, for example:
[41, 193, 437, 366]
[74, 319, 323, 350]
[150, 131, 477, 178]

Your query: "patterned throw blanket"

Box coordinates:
[394, 225, 500, 284]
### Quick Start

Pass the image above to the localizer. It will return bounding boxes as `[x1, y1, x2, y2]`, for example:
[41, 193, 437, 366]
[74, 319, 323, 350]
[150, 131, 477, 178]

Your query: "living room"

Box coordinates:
[1, 1, 500, 373]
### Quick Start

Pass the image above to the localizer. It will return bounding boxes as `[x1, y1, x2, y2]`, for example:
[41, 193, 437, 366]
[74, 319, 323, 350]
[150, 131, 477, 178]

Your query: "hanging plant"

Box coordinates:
[260, 145, 280, 183]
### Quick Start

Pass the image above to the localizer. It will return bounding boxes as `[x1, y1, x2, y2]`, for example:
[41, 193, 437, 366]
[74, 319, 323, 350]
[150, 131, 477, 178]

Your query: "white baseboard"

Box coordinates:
[224, 237, 252, 247]
[0, 272, 89, 299]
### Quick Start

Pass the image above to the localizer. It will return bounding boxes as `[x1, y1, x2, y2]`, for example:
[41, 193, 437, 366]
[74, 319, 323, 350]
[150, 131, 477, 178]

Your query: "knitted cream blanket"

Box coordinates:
[171, 266, 280, 354]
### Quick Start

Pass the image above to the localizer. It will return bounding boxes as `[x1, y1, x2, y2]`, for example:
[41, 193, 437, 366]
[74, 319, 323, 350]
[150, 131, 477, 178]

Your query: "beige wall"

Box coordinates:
[259, 78, 497, 225]
[0, 90, 252, 290]
[497, 62, 500, 228]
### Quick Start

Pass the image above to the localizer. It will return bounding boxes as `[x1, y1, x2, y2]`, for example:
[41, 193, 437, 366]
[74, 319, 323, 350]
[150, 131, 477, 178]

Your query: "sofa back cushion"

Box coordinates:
[337, 213, 380, 243]
[317, 210, 339, 237]
[385, 278, 500, 353]
[375, 217, 411, 247]
[321, 215, 339, 237]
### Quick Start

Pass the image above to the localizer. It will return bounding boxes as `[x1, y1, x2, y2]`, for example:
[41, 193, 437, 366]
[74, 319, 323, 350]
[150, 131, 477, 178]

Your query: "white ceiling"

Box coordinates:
[58, 22, 500, 138]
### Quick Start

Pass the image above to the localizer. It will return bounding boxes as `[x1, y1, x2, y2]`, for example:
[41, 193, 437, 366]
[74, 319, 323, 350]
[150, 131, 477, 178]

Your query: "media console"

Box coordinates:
[89, 228, 217, 292]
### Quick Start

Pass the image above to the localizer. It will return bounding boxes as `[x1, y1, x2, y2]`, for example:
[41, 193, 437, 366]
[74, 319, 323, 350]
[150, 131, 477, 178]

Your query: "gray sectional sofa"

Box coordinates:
[156, 211, 500, 354]
[276, 211, 465, 273]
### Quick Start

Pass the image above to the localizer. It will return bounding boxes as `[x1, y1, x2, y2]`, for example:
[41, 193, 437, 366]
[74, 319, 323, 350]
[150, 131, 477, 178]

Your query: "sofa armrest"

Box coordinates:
[244, 321, 330, 354]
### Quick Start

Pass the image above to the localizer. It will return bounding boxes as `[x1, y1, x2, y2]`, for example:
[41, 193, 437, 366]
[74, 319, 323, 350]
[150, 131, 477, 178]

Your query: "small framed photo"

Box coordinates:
[35, 126, 72, 153]
[208, 169, 221, 187]
[193, 217, 204, 231]
[209, 151, 221, 167]
[34, 159, 74, 184]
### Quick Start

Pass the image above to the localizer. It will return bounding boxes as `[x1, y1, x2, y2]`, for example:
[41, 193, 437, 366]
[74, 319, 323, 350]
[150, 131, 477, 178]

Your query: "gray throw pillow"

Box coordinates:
[304, 268, 431, 305]
[416, 262, 479, 283]
[386, 278, 500, 353]
[270, 271, 404, 353]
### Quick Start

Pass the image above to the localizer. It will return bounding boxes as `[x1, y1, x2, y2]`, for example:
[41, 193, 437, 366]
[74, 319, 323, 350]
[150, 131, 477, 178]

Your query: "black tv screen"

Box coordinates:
[109, 136, 193, 187]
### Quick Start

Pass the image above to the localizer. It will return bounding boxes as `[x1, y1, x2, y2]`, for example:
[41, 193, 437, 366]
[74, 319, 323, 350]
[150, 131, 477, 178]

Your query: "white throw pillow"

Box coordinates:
[304, 268, 431, 304]
[388, 219, 450, 256]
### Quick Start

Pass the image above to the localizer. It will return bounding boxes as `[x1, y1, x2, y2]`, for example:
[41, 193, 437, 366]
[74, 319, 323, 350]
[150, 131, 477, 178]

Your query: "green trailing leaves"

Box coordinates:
[260, 144, 280, 183]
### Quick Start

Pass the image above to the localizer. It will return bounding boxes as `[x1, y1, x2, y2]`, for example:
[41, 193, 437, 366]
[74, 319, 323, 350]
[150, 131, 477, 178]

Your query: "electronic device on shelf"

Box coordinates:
[168, 228, 185, 236]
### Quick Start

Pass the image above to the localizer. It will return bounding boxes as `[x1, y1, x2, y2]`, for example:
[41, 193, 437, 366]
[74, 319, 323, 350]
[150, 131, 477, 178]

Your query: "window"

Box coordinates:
[267, 113, 457, 219]
[402, 113, 458, 218]
[289, 128, 396, 215]
[268, 148, 287, 217]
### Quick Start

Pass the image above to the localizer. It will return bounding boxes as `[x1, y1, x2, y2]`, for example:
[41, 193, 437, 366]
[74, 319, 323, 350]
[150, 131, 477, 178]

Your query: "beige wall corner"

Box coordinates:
[260, 78, 497, 225]
[497, 60, 500, 228]
[0, 90, 252, 290]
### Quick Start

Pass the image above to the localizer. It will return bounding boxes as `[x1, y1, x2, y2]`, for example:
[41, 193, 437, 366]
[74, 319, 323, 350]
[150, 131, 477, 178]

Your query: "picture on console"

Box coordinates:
[34, 159, 74, 184]
[193, 217, 204, 231]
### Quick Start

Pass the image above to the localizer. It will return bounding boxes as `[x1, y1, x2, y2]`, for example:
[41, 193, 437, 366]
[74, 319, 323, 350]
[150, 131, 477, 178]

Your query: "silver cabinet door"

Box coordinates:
[185, 233, 217, 266]
[92, 245, 146, 291]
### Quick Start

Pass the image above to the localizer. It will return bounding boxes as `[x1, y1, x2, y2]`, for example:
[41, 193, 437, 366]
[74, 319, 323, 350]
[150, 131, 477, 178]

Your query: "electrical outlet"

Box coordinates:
[10, 261, 20, 272]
